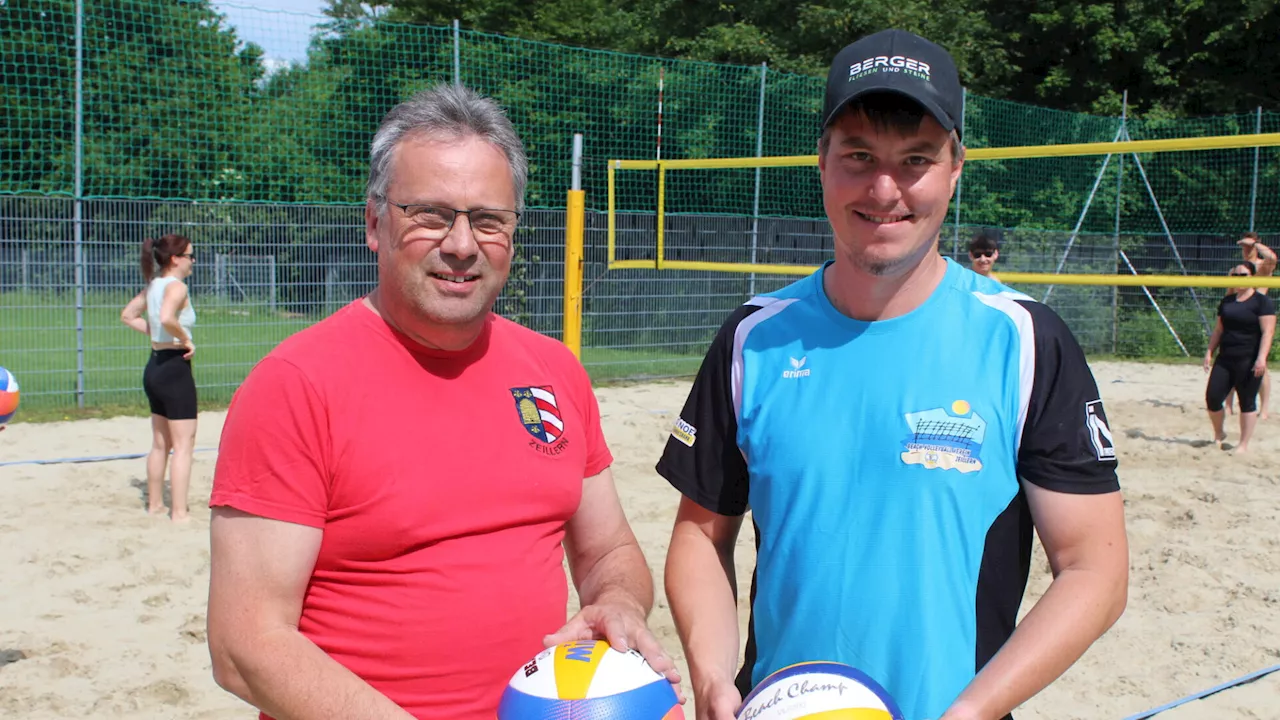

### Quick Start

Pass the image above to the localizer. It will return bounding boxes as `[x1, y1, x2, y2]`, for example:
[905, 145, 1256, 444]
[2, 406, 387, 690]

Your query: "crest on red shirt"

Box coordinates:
[510, 386, 563, 444]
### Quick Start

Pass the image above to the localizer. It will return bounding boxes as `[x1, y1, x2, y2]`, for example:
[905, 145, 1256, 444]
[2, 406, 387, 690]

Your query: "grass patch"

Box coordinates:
[582, 347, 703, 382]
[1, 300, 704, 424]
[2, 290, 314, 412]
[11, 288, 1258, 426]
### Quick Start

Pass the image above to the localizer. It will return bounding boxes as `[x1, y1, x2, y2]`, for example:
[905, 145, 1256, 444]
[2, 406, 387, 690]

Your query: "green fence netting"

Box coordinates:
[3, 0, 1276, 235]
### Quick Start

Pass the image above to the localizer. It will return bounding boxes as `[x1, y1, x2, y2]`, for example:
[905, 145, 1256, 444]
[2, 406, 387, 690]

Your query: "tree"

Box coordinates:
[0, 0, 268, 199]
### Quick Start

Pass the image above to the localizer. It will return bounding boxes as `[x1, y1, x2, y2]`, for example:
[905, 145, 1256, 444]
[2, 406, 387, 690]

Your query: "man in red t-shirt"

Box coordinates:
[206, 84, 680, 720]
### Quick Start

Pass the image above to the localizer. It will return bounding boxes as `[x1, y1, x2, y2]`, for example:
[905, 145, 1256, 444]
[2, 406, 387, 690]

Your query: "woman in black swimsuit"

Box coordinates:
[1204, 261, 1276, 453]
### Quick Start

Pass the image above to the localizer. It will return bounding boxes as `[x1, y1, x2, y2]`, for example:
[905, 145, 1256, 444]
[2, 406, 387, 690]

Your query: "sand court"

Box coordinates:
[1, 360, 1277, 719]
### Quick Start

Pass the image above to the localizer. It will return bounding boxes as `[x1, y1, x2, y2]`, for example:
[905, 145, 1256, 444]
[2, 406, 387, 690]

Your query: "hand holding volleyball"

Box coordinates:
[543, 596, 683, 691]
[696, 679, 742, 720]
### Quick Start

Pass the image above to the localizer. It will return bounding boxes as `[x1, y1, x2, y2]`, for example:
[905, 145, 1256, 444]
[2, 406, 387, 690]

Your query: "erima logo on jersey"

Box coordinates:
[782, 356, 810, 379]
[1085, 400, 1116, 460]
[672, 417, 697, 447]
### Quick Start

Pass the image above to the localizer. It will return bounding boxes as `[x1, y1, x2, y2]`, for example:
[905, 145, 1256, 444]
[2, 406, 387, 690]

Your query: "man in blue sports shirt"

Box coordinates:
[658, 29, 1129, 720]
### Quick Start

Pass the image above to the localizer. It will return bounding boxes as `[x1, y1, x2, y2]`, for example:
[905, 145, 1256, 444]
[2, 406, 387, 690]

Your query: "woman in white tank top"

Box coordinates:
[120, 234, 198, 523]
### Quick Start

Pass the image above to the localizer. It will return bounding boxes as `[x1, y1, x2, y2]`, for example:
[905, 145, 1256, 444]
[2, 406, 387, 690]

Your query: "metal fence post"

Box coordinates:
[951, 87, 966, 259]
[1250, 106, 1262, 232]
[1112, 91, 1127, 355]
[452, 20, 461, 85]
[73, 0, 87, 409]
[749, 61, 766, 297]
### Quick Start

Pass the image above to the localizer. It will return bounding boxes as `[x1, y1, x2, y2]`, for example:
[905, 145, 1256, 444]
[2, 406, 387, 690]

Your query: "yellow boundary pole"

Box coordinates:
[606, 161, 616, 265]
[563, 189, 585, 359]
[656, 165, 666, 271]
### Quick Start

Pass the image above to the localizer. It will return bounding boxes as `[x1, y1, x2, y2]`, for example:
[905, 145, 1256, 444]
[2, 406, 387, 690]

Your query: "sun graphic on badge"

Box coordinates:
[900, 399, 986, 473]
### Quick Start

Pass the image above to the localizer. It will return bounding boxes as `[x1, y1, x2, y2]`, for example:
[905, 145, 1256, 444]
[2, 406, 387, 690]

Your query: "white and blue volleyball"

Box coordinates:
[498, 639, 684, 719]
[736, 661, 904, 720]
[0, 367, 19, 426]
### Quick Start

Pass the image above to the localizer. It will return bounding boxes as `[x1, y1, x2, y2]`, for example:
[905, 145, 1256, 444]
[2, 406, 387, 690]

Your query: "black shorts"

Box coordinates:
[143, 349, 198, 420]
[1206, 354, 1263, 413]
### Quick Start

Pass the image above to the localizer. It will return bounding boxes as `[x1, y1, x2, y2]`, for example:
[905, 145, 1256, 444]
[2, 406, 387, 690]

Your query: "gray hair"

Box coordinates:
[366, 83, 528, 213]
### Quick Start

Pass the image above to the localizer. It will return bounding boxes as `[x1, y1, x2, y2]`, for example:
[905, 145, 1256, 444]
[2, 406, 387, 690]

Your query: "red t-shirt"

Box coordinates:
[210, 301, 612, 719]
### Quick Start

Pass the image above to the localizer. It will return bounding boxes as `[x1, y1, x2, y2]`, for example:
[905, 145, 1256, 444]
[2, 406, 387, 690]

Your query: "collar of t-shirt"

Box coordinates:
[354, 299, 493, 366]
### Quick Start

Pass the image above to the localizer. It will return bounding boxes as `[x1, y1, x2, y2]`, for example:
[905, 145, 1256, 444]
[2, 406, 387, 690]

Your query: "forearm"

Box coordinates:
[947, 566, 1126, 719]
[1206, 329, 1222, 356]
[215, 628, 414, 720]
[575, 540, 654, 618]
[665, 525, 741, 692]
[1257, 329, 1274, 365]
[122, 317, 149, 335]
[161, 318, 191, 344]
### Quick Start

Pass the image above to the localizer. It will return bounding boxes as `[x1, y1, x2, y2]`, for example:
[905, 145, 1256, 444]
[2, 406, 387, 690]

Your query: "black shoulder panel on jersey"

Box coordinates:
[654, 302, 765, 516]
[1013, 300, 1120, 494]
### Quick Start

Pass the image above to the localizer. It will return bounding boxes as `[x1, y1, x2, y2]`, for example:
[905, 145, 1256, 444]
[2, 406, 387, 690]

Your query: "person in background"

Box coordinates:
[1232, 232, 1276, 418]
[968, 229, 1001, 280]
[120, 233, 198, 523]
[1204, 261, 1275, 453]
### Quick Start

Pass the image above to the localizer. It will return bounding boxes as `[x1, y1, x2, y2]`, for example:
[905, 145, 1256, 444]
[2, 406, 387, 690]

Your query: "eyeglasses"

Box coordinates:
[387, 201, 520, 240]
[970, 250, 996, 259]
[177, 252, 195, 259]
[1227, 271, 1251, 276]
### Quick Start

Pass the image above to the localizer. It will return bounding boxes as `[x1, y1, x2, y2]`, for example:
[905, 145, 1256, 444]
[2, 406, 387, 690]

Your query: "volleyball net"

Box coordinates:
[575, 132, 1280, 362]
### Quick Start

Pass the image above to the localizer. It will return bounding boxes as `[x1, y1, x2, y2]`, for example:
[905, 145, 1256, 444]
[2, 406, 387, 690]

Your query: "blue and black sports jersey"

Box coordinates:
[656, 258, 1119, 720]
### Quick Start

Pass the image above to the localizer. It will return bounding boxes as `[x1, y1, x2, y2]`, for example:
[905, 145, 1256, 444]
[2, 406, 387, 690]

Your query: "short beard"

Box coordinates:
[847, 236, 938, 277]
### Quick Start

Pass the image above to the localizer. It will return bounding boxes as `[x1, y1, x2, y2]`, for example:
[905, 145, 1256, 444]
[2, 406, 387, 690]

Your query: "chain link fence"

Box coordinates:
[4, 193, 1267, 409]
[2, 3, 1278, 409]
[0, 198, 566, 408]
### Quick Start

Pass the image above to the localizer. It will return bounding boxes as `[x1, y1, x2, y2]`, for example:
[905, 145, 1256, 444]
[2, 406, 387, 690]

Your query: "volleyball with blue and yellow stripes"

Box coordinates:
[498, 640, 684, 719]
[735, 662, 904, 720]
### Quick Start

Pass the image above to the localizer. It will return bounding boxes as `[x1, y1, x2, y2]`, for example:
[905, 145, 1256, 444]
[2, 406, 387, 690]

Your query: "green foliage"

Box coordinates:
[0, 0, 267, 199]
[3, 0, 1279, 235]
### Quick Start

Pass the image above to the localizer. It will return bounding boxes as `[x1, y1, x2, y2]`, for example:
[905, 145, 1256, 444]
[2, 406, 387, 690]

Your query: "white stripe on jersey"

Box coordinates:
[732, 297, 799, 424]
[540, 410, 564, 432]
[972, 291, 1036, 452]
[529, 386, 557, 406]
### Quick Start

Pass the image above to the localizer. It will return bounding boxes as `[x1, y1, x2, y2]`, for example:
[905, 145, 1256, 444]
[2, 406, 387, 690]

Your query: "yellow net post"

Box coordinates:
[562, 134, 586, 359]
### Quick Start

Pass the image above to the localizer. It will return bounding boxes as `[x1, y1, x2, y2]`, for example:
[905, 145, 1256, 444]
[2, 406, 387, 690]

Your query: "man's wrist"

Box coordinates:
[587, 587, 648, 618]
[691, 669, 737, 698]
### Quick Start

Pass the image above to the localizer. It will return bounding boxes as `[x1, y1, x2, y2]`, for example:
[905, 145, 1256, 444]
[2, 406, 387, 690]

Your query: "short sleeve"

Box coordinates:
[1258, 294, 1276, 317]
[1015, 302, 1120, 494]
[210, 356, 333, 527]
[571, 358, 613, 478]
[654, 305, 755, 516]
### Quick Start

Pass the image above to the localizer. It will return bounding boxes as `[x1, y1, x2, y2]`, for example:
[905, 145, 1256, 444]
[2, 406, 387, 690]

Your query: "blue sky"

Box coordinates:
[213, 0, 329, 66]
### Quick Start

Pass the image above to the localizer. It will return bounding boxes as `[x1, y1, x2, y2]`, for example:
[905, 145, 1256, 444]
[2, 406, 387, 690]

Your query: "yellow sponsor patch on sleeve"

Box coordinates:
[671, 417, 697, 447]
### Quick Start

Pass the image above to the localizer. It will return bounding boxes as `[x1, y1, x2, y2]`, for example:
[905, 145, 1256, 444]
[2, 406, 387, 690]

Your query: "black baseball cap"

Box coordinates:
[822, 29, 964, 139]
